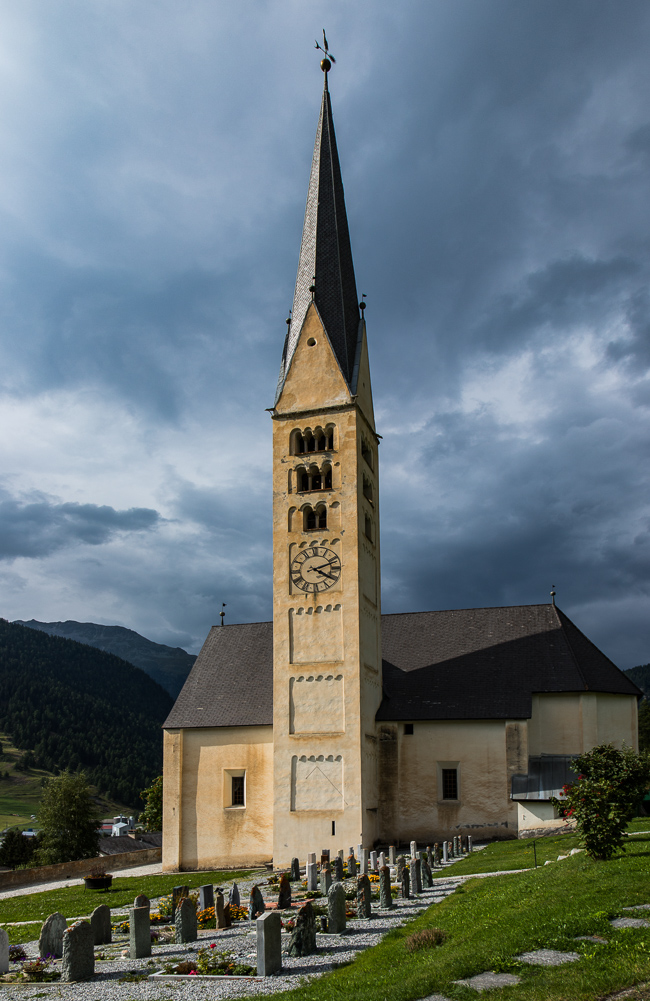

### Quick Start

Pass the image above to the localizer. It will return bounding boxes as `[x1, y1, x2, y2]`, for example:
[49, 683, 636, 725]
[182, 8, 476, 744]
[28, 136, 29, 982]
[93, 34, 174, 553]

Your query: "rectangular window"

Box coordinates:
[404, 723, 414, 735]
[442, 768, 458, 800]
[231, 775, 245, 806]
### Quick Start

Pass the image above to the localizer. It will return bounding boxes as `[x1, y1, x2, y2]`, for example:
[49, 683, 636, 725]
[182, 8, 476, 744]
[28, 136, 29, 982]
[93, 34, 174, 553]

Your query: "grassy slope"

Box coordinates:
[258, 826, 650, 1001]
[0, 732, 131, 830]
[0, 869, 259, 944]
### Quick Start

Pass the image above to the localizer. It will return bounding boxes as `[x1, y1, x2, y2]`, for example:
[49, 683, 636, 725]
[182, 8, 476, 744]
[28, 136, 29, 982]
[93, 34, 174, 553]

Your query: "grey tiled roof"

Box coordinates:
[97, 836, 152, 855]
[164, 621, 274, 729]
[275, 78, 360, 403]
[163, 605, 640, 729]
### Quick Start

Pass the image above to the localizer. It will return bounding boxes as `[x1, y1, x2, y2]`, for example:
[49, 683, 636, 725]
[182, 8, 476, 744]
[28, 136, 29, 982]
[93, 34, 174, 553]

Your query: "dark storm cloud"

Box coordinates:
[0, 491, 161, 559]
[0, 1, 648, 667]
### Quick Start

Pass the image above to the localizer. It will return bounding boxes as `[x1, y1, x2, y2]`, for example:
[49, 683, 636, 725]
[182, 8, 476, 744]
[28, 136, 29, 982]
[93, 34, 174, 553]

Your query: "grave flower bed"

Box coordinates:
[0, 958, 60, 985]
[197, 906, 215, 928]
[162, 946, 255, 976]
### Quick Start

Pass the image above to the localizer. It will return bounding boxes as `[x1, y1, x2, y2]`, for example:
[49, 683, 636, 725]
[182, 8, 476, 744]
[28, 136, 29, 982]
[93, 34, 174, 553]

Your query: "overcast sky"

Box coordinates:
[1, 0, 649, 668]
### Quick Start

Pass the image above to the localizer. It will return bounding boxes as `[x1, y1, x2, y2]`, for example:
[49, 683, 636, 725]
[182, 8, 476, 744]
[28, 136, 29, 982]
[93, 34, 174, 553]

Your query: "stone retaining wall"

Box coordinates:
[0, 847, 162, 890]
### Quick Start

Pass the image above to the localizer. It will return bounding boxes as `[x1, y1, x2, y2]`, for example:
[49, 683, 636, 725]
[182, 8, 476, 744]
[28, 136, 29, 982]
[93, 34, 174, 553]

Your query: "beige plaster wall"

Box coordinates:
[528, 693, 638, 756]
[517, 800, 568, 832]
[379, 719, 520, 842]
[162, 725, 273, 871]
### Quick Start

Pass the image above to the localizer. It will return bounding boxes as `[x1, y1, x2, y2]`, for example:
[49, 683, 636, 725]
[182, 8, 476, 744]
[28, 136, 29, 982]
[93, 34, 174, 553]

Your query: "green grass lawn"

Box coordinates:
[0, 868, 259, 943]
[256, 826, 650, 1001]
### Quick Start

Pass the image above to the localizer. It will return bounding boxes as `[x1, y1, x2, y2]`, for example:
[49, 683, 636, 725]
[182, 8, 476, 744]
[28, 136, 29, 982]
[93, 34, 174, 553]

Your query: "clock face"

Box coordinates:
[291, 546, 341, 593]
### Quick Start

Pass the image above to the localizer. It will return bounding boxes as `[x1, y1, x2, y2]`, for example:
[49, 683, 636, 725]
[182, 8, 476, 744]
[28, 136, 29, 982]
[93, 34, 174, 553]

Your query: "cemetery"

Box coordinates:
[2, 824, 650, 999]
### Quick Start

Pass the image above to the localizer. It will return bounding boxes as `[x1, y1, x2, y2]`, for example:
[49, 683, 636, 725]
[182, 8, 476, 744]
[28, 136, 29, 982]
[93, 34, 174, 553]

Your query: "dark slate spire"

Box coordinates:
[276, 71, 360, 401]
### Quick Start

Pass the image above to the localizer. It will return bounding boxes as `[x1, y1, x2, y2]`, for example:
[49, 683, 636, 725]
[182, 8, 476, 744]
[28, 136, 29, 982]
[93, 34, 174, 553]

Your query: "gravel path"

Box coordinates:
[1, 869, 470, 999]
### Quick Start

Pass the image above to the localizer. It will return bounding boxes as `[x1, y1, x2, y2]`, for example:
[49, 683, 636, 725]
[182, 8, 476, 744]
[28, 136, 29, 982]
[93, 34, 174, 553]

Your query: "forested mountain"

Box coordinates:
[625, 663, 650, 699]
[0, 619, 173, 807]
[15, 619, 195, 697]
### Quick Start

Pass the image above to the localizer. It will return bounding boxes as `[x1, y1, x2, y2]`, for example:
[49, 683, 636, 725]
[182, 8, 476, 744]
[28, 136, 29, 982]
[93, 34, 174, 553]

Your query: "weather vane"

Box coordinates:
[315, 29, 336, 74]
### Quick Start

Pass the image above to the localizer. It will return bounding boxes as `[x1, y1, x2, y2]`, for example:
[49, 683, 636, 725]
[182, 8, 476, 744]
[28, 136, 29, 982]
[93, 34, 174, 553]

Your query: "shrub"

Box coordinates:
[405, 928, 448, 952]
[552, 743, 650, 860]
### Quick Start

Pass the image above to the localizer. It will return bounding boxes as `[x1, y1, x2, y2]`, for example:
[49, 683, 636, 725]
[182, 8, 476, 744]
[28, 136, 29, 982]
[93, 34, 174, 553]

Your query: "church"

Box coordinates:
[161, 60, 640, 872]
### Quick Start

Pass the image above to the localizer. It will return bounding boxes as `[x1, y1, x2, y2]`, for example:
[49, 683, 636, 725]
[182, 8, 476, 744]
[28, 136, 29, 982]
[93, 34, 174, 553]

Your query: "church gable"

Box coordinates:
[274, 304, 351, 415]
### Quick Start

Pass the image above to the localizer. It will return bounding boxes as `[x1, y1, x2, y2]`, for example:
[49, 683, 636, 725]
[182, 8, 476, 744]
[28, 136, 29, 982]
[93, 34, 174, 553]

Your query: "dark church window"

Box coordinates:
[231, 775, 245, 806]
[305, 508, 316, 530]
[404, 723, 414, 735]
[301, 473, 309, 492]
[361, 436, 373, 469]
[311, 473, 322, 491]
[442, 769, 458, 800]
[324, 468, 332, 489]
[317, 505, 327, 529]
[363, 475, 373, 503]
[365, 514, 373, 541]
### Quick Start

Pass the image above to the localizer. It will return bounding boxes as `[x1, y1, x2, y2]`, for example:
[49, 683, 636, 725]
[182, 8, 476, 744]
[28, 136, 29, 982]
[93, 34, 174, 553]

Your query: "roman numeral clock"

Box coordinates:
[291, 546, 342, 594]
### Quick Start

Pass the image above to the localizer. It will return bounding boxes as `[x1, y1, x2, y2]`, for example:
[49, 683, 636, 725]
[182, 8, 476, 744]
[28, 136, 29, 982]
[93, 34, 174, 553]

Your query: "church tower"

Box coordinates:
[271, 59, 382, 864]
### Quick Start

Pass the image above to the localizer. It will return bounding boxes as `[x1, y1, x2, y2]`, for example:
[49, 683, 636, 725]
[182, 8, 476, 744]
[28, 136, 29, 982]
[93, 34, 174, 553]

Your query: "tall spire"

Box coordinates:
[276, 63, 361, 402]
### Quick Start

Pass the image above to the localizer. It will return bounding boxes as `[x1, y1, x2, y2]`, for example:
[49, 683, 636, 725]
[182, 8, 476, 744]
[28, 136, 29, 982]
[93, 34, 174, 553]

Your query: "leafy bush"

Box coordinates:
[552, 743, 650, 860]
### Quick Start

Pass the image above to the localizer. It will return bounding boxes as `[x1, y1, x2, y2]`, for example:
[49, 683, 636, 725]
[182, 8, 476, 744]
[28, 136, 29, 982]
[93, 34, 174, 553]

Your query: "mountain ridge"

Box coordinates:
[14, 619, 194, 697]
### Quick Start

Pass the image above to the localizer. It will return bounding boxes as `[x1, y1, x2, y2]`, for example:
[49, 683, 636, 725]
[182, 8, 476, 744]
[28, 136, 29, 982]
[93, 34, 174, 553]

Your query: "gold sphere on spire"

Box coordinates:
[320, 57, 331, 73]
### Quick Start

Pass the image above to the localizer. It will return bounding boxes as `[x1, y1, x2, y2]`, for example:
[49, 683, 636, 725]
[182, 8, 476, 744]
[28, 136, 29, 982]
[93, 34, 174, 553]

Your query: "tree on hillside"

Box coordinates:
[0, 828, 40, 869]
[638, 700, 650, 753]
[36, 771, 100, 865]
[552, 743, 650, 860]
[139, 774, 163, 831]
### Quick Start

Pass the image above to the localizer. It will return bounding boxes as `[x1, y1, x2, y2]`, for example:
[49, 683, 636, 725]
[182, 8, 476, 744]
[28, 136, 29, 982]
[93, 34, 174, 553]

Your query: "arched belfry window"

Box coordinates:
[303, 504, 327, 531]
[297, 462, 334, 493]
[363, 474, 373, 504]
[291, 424, 336, 455]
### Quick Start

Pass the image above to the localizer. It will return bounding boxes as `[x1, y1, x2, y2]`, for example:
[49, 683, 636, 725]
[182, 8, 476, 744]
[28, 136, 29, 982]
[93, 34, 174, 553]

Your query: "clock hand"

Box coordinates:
[313, 567, 336, 581]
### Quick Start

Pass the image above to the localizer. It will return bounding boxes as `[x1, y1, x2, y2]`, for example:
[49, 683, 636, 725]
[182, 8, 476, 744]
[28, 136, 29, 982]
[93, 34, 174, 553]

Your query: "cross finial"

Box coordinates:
[315, 29, 336, 77]
[550, 585, 556, 607]
[220, 603, 227, 626]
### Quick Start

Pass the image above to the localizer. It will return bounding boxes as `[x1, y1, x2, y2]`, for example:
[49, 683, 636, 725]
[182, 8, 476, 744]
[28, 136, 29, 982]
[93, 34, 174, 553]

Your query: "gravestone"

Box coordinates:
[401, 865, 410, 898]
[359, 848, 368, 874]
[389, 845, 396, 865]
[434, 843, 440, 867]
[468, 836, 473, 852]
[328, 882, 346, 933]
[199, 885, 214, 911]
[410, 840, 417, 859]
[288, 901, 317, 957]
[61, 921, 94, 982]
[357, 874, 372, 918]
[0, 928, 8, 975]
[442, 842, 448, 863]
[306, 861, 318, 890]
[347, 853, 356, 877]
[215, 891, 227, 929]
[277, 873, 292, 909]
[249, 885, 266, 920]
[370, 850, 377, 871]
[396, 855, 407, 884]
[90, 904, 111, 945]
[308, 852, 316, 864]
[257, 911, 282, 976]
[379, 866, 393, 909]
[171, 885, 189, 923]
[229, 882, 241, 908]
[130, 906, 151, 959]
[410, 857, 421, 895]
[222, 902, 232, 928]
[320, 849, 330, 865]
[420, 852, 433, 888]
[338, 848, 344, 860]
[134, 893, 150, 912]
[175, 897, 197, 944]
[379, 851, 387, 869]
[320, 862, 332, 896]
[357, 843, 363, 858]
[290, 857, 301, 881]
[333, 855, 344, 881]
[39, 912, 67, 958]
